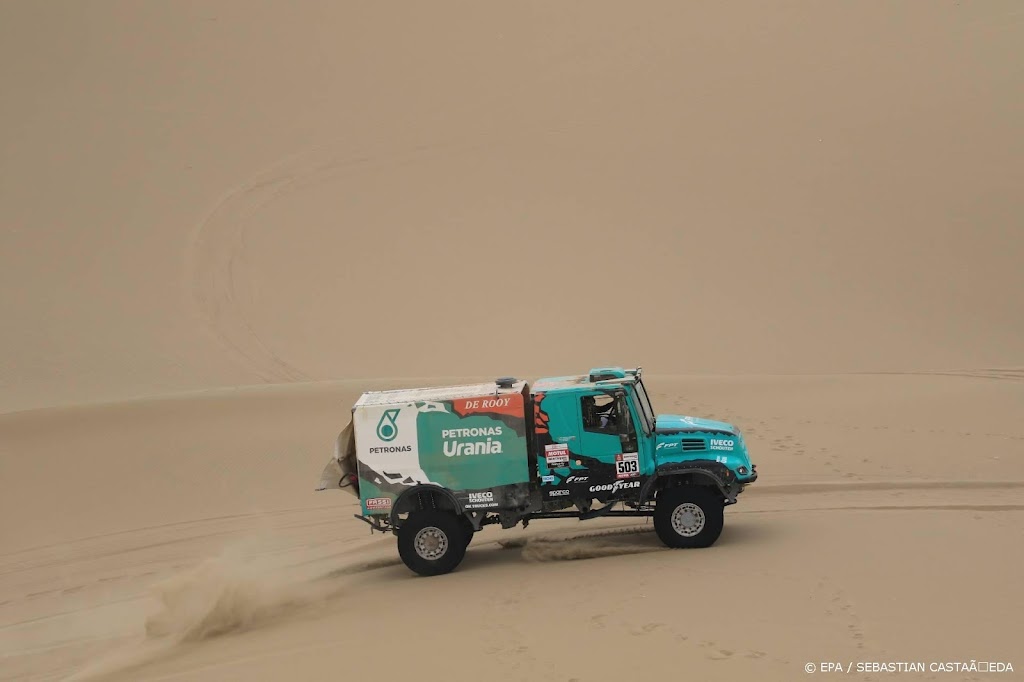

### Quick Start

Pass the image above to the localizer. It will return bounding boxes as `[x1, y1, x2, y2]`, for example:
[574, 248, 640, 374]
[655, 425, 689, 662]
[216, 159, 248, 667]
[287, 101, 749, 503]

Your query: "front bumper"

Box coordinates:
[737, 464, 758, 484]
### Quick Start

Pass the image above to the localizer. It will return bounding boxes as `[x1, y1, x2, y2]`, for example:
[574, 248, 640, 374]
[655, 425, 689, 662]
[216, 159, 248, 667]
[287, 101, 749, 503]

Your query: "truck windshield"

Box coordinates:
[633, 379, 656, 432]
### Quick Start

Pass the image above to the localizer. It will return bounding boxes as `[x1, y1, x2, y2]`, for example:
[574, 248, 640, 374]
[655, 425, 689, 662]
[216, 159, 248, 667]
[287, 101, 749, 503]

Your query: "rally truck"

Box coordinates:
[316, 366, 757, 576]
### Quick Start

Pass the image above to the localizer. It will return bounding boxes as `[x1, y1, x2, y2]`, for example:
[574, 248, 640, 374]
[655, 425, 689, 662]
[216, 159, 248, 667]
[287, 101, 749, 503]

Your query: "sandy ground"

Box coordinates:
[2, 376, 1023, 681]
[1, 1, 1023, 680]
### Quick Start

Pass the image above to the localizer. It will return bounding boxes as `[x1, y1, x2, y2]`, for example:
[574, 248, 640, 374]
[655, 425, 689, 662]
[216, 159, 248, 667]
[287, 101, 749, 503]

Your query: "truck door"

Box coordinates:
[534, 390, 582, 480]
[576, 389, 642, 497]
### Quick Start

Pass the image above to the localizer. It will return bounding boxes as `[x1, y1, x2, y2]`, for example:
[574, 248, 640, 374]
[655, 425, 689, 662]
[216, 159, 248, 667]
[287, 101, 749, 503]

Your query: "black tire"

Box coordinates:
[654, 486, 724, 549]
[397, 510, 470, 576]
[458, 515, 476, 547]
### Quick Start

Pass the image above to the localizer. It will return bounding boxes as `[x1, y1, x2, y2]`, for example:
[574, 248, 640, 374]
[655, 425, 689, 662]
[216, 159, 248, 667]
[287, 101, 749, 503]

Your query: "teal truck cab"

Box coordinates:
[317, 366, 757, 576]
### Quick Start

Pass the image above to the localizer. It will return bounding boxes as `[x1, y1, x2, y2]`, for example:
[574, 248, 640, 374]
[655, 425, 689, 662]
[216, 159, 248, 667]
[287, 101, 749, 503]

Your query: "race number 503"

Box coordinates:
[615, 452, 639, 479]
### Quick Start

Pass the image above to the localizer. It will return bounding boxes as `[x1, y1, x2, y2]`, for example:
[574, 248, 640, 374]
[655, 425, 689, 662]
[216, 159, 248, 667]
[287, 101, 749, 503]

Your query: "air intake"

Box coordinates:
[681, 439, 706, 451]
[495, 377, 517, 389]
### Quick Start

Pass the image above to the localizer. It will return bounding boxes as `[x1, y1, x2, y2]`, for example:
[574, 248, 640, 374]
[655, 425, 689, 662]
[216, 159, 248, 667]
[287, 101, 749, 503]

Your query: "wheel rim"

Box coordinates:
[413, 526, 449, 560]
[671, 502, 706, 537]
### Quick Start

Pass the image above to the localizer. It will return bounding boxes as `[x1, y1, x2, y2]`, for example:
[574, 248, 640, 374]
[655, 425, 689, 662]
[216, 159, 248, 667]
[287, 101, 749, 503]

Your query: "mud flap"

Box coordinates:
[314, 420, 359, 496]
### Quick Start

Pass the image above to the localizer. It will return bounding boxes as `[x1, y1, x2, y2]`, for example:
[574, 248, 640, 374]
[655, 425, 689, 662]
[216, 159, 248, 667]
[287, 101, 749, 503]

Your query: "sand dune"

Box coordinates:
[1, 1, 1023, 680]
[2, 1, 1023, 414]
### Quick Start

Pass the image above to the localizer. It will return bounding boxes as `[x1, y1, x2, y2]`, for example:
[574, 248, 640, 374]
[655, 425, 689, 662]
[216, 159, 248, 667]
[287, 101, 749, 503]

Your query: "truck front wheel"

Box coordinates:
[397, 510, 469, 576]
[654, 486, 724, 549]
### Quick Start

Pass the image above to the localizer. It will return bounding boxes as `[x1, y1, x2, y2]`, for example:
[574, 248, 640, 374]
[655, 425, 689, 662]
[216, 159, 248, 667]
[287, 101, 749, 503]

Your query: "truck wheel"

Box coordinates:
[654, 486, 724, 549]
[397, 510, 469, 576]
[459, 515, 476, 547]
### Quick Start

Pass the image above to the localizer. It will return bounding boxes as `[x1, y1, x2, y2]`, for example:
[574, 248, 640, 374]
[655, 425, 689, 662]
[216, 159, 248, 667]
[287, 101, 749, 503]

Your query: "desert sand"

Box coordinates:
[1, 1, 1022, 680]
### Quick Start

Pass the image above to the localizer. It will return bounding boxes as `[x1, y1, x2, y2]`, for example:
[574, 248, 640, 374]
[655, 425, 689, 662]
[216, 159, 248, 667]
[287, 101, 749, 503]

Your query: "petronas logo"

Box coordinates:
[377, 409, 400, 442]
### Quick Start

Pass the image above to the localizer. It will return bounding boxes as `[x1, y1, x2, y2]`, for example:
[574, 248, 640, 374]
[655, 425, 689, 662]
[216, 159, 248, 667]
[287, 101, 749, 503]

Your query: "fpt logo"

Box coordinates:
[376, 409, 400, 441]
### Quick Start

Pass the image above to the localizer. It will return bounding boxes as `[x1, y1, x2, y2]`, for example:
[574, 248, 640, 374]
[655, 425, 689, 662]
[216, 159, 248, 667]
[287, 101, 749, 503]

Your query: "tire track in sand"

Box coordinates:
[180, 17, 677, 382]
[183, 142, 454, 383]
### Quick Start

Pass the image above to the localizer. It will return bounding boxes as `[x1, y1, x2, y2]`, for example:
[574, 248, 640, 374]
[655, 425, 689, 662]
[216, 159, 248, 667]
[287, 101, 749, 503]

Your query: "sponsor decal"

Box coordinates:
[549, 489, 569, 497]
[710, 438, 735, 451]
[376, 409, 400, 441]
[369, 445, 412, 454]
[441, 427, 505, 437]
[541, 475, 555, 483]
[453, 393, 523, 418]
[544, 443, 570, 468]
[442, 425, 505, 457]
[656, 441, 680, 450]
[565, 475, 589, 483]
[615, 452, 640, 479]
[366, 497, 392, 510]
[588, 480, 641, 494]
[465, 490, 498, 509]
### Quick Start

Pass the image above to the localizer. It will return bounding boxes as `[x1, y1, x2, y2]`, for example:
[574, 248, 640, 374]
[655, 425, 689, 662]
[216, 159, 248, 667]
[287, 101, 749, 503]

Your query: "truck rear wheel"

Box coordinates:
[459, 515, 476, 547]
[654, 486, 724, 549]
[397, 510, 469, 576]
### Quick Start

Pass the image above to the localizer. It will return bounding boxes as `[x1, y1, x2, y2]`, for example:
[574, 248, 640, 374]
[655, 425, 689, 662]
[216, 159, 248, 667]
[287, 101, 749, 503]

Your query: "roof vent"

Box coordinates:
[588, 367, 627, 382]
[495, 376, 517, 389]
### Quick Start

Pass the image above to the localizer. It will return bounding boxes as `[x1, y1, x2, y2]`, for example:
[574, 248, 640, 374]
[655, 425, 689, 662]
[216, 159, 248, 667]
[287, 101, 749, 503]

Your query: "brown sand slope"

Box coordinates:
[1, 1, 1022, 413]
[1, 1, 1023, 681]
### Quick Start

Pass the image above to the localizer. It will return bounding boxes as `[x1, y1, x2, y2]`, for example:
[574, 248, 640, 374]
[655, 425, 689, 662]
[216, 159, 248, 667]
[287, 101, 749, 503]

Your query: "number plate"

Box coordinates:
[615, 452, 639, 479]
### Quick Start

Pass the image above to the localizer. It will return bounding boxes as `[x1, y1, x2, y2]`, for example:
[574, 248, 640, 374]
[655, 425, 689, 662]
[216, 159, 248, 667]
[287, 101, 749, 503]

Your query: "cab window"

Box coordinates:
[581, 393, 634, 437]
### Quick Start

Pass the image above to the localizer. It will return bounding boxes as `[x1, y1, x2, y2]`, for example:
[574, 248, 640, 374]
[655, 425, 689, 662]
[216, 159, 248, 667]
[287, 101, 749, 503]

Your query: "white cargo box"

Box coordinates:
[320, 380, 533, 516]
